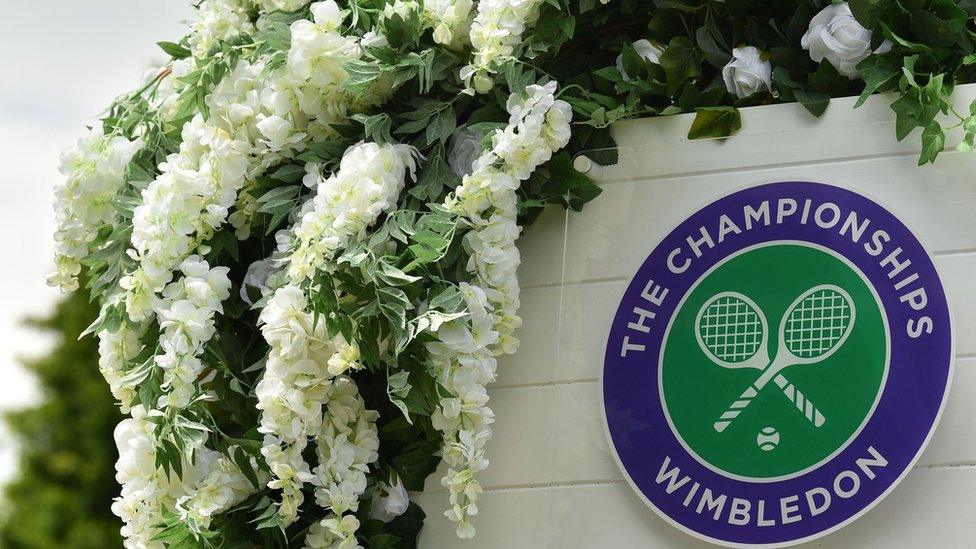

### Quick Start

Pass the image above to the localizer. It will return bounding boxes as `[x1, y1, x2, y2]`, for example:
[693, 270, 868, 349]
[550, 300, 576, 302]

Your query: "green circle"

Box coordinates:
[661, 243, 887, 479]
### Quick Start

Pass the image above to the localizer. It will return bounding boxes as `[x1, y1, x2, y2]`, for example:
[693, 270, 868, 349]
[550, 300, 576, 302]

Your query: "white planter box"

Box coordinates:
[415, 86, 976, 548]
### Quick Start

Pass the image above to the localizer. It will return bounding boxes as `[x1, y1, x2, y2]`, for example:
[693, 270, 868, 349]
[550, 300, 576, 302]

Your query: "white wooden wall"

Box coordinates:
[415, 86, 976, 548]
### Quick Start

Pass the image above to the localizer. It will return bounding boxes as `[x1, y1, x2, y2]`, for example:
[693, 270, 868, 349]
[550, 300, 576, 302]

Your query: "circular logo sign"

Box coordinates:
[602, 182, 953, 547]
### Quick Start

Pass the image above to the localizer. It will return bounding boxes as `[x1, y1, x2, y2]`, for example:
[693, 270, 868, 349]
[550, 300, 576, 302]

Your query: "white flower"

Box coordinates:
[447, 129, 484, 178]
[430, 82, 571, 537]
[369, 477, 410, 522]
[615, 39, 665, 81]
[424, 0, 475, 48]
[461, 0, 546, 92]
[48, 127, 142, 291]
[305, 515, 361, 549]
[187, 0, 254, 58]
[176, 451, 261, 534]
[722, 46, 772, 98]
[284, 142, 416, 282]
[801, 2, 892, 79]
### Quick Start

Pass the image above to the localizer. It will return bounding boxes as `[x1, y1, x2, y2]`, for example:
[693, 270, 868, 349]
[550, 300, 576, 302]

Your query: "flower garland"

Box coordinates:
[427, 80, 572, 537]
[256, 141, 415, 534]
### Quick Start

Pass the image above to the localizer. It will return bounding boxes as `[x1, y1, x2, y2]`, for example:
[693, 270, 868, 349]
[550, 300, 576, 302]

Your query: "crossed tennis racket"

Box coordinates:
[695, 284, 856, 433]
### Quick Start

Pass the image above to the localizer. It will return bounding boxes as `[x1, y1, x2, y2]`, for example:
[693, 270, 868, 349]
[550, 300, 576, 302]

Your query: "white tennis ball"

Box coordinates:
[757, 426, 780, 451]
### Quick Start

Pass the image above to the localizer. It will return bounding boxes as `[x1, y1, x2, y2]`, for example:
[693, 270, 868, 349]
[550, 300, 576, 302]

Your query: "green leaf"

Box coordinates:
[696, 22, 731, 69]
[539, 152, 602, 211]
[659, 37, 703, 96]
[355, 113, 394, 144]
[854, 55, 900, 108]
[377, 286, 411, 331]
[919, 121, 945, 165]
[269, 163, 306, 183]
[157, 41, 191, 59]
[808, 61, 849, 97]
[687, 106, 742, 140]
[910, 9, 965, 48]
[794, 90, 830, 117]
[891, 90, 922, 141]
[392, 440, 441, 491]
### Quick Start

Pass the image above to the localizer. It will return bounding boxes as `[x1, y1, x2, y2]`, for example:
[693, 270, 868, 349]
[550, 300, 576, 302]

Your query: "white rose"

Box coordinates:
[615, 39, 665, 81]
[801, 2, 892, 79]
[447, 129, 483, 178]
[368, 477, 410, 522]
[722, 46, 772, 99]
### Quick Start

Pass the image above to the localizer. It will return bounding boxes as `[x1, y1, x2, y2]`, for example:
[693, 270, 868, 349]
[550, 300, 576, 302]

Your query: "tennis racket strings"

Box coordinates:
[784, 288, 854, 359]
[698, 295, 765, 364]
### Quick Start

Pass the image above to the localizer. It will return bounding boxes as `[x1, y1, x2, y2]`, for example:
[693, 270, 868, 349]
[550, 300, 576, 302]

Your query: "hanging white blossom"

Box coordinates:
[429, 80, 572, 537]
[460, 0, 546, 93]
[49, 128, 142, 292]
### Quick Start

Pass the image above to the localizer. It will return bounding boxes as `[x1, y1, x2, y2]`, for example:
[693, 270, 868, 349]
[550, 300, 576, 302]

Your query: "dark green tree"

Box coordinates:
[0, 290, 123, 548]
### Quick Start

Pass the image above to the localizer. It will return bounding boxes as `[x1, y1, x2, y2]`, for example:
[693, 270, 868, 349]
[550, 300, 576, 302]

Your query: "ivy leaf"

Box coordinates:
[343, 60, 383, 95]
[377, 286, 411, 332]
[808, 61, 849, 97]
[538, 152, 602, 211]
[891, 90, 922, 141]
[919, 121, 945, 165]
[696, 22, 731, 69]
[855, 55, 900, 108]
[687, 106, 742, 139]
[794, 89, 830, 117]
[392, 440, 441, 491]
[660, 36, 703, 96]
[387, 369, 414, 423]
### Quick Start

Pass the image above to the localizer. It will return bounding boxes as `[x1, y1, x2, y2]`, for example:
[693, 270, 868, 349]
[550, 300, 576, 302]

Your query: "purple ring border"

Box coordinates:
[602, 181, 954, 546]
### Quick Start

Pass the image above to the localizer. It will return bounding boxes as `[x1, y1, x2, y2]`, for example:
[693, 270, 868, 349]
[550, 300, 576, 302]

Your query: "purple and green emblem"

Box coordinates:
[602, 181, 954, 547]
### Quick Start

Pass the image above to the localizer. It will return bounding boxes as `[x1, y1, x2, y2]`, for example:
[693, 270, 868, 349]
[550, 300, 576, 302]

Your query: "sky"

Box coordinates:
[0, 0, 195, 484]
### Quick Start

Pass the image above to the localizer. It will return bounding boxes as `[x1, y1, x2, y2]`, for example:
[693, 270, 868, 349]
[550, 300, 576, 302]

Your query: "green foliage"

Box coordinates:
[555, 0, 976, 163]
[0, 290, 123, 549]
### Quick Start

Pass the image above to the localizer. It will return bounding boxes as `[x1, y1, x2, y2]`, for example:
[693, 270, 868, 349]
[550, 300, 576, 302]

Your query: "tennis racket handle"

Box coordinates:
[774, 374, 826, 427]
[713, 385, 760, 433]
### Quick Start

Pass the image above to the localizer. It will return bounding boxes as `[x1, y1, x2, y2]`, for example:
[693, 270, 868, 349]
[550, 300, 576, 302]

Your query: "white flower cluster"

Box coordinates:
[176, 451, 263, 535]
[430, 81, 572, 537]
[285, 142, 416, 281]
[460, 0, 545, 93]
[123, 1, 365, 323]
[112, 406, 256, 549]
[122, 108, 250, 322]
[49, 127, 142, 292]
[98, 325, 146, 413]
[307, 377, 380, 546]
[188, 0, 256, 59]
[422, 0, 475, 48]
[153, 255, 232, 410]
[256, 141, 414, 529]
[257, 285, 338, 524]
[304, 515, 361, 549]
